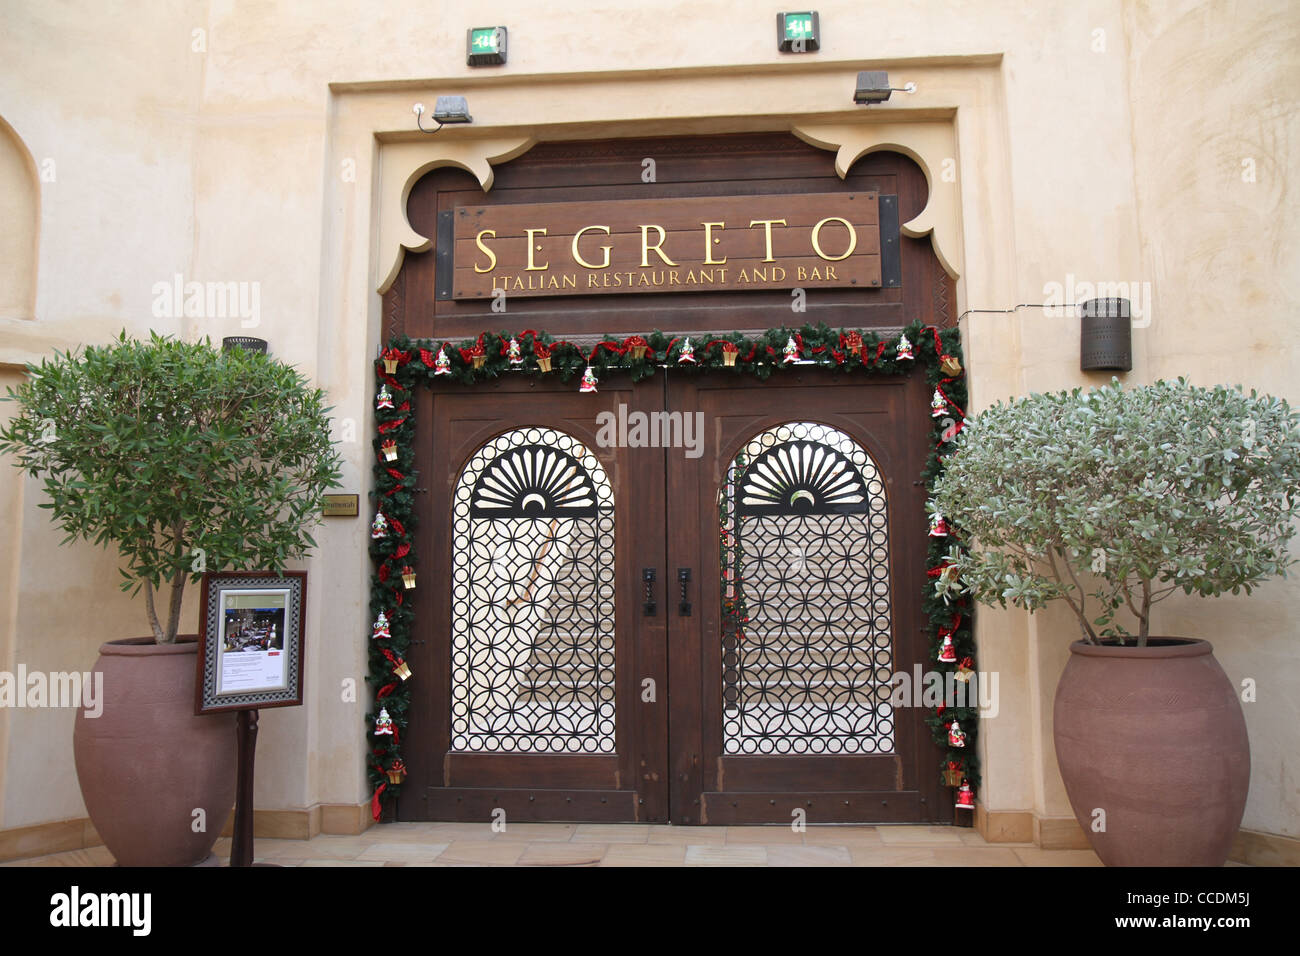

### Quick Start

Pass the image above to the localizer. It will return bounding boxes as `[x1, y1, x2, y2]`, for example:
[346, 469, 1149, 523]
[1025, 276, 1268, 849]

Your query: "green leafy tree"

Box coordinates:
[931, 378, 1300, 645]
[0, 332, 344, 643]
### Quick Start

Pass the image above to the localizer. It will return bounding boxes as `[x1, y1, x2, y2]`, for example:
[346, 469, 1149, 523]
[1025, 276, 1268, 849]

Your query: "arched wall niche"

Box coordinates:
[0, 114, 40, 321]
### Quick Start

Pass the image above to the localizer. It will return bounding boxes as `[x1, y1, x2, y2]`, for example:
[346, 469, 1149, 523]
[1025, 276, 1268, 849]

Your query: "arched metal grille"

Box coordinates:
[719, 422, 894, 755]
[450, 428, 616, 753]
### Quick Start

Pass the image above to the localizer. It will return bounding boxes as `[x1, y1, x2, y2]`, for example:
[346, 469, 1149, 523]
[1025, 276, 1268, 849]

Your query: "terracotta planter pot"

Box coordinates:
[1053, 638, 1249, 866]
[73, 637, 237, 866]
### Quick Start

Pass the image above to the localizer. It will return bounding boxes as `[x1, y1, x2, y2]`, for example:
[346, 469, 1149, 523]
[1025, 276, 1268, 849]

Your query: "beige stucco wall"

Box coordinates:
[0, 0, 1295, 841]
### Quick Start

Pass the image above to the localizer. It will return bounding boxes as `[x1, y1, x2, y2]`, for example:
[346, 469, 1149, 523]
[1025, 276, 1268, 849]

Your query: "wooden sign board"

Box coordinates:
[450, 192, 880, 300]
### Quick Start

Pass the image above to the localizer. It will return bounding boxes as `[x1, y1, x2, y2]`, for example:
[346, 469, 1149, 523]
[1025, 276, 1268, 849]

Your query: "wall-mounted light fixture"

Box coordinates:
[852, 71, 916, 104]
[777, 11, 820, 52]
[467, 26, 507, 66]
[1079, 298, 1133, 371]
[414, 96, 474, 134]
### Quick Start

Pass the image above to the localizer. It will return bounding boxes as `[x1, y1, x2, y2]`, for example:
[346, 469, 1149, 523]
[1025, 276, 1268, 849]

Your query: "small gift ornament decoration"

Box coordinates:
[843, 330, 864, 362]
[381, 348, 402, 374]
[393, 657, 413, 680]
[534, 342, 552, 373]
[507, 337, 523, 365]
[942, 762, 965, 787]
[371, 511, 389, 539]
[386, 759, 407, 784]
[468, 343, 486, 369]
[955, 656, 976, 684]
[940, 353, 963, 377]
[372, 610, 391, 640]
[376, 383, 395, 410]
[381, 439, 398, 462]
[956, 780, 975, 810]
[895, 334, 914, 361]
[948, 720, 967, 748]
[373, 707, 394, 736]
[625, 335, 648, 360]
[677, 337, 697, 364]
[433, 346, 452, 376]
[401, 566, 417, 589]
[579, 366, 598, 393]
[782, 336, 800, 364]
[721, 342, 739, 367]
[929, 510, 950, 537]
[931, 388, 950, 418]
[938, 631, 957, 663]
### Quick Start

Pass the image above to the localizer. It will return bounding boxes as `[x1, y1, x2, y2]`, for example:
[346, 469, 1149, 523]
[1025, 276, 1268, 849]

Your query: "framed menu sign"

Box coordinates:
[196, 571, 306, 714]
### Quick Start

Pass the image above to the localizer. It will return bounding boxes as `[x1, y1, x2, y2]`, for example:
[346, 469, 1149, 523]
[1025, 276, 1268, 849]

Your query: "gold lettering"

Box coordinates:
[670, 270, 680, 285]
[702, 221, 727, 265]
[525, 228, 549, 271]
[826, 265, 838, 279]
[473, 229, 498, 273]
[572, 225, 612, 270]
[563, 274, 577, 288]
[772, 266, 786, 282]
[698, 268, 714, 283]
[748, 219, 787, 262]
[588, 274, 599, 288]
[639, 225, 678, 267]
[811, 217, 857, 261]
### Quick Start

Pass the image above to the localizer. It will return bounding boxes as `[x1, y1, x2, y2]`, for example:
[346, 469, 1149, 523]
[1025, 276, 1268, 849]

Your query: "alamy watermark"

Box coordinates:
[0, 666, 103, 717]
[151, 273, 261, 328]
[595, 402, 704, 459]
[1042, 273, 1152, 328]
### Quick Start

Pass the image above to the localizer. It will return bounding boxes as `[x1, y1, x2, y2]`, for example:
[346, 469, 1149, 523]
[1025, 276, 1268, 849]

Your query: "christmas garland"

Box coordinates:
[367, 321, 977, 820]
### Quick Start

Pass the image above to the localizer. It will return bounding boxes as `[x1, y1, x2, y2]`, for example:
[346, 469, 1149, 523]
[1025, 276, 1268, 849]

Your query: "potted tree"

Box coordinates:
[0, 332, 342, 865]
[930, 377, 1300, 866]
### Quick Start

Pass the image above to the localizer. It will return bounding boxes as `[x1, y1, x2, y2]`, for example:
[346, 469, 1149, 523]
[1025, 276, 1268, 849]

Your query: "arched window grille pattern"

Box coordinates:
[719, 422, 893, 755]
[450, 428, 616, 753]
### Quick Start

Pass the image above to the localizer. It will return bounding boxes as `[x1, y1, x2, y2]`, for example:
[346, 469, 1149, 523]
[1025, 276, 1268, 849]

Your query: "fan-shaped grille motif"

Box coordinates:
[738, 440, 868, 515]
[451, 427, 615, 753]
[470, 445, 598, 517]
[720, 422, 893, 755]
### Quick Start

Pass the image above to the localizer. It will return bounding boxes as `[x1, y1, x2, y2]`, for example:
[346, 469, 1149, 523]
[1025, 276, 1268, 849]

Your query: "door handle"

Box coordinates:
[643, 568, 657, 616]
[678, 567, 692, 616]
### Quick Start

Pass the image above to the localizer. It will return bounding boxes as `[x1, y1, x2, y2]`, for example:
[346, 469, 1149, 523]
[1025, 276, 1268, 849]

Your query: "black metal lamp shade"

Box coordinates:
[1079, 298, 1132, 371]
[222, 336, 268, 354]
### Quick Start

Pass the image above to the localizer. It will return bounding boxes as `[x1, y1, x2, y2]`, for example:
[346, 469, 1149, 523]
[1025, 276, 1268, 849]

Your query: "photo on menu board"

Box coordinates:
[217, 588, 290, 696]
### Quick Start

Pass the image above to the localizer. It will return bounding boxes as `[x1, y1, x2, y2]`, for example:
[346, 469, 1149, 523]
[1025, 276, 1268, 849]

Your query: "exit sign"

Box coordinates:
[778, 11, 820, 52]
[467, 26, 507, 66]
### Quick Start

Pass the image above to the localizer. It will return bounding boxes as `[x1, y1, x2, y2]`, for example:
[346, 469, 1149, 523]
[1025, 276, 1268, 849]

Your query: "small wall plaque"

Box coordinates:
[322, 493, 359, 517]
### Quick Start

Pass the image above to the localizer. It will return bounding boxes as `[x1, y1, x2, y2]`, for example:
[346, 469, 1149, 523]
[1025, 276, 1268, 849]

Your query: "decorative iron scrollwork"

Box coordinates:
[451, 427, 615, 753]
[720, 422, 894, 755]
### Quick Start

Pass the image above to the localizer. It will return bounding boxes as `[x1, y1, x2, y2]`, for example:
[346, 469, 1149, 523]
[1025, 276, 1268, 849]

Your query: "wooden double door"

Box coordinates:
[402, 367, 942, 824]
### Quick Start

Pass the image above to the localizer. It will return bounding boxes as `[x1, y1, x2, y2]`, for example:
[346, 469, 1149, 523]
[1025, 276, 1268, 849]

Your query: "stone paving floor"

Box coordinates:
[4, 823, 1108, 866]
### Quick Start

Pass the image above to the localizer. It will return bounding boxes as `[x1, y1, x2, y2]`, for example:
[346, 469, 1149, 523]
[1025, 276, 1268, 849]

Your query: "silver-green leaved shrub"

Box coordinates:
[0, 332, 344, 643]
[931, 378, 1300, 645]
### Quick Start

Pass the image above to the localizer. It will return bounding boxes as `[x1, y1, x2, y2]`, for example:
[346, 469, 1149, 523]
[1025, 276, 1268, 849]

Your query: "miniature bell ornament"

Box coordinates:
[677, 337, 697, 364]
[721, 342, 739, 367]
[376, 383, 395, 410]
[381, 439, 398, 462]
[782, 336, 800, 364]
[393, 659, 413, 681]
[401, 566, 417, 589]
[507, 337, 523, 365]
[895, 334, 914, 361]
[371, 511, 389, 539]
[940, 353, 963, 376]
